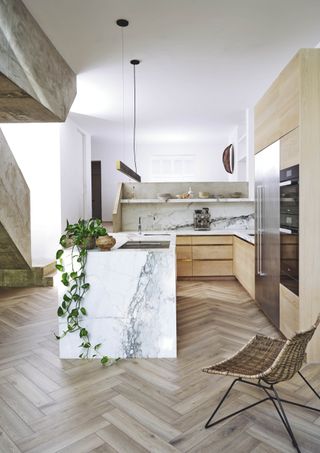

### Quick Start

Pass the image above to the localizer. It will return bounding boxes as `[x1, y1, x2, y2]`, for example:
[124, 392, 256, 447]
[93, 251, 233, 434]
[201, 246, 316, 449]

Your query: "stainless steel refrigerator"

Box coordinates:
[255, 140, 280, 328]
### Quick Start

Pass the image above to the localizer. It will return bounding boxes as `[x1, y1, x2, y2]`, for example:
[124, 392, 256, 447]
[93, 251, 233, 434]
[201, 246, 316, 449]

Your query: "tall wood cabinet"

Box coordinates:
[254, 49, 320, 362]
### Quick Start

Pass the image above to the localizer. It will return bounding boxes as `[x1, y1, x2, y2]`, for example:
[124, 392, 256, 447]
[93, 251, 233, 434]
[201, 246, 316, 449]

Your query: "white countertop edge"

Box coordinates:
[107, 230, 255, 248]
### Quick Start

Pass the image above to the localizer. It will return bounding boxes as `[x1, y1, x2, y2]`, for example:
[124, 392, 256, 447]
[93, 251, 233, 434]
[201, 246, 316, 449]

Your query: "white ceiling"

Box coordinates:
[24, 0, 320, 143]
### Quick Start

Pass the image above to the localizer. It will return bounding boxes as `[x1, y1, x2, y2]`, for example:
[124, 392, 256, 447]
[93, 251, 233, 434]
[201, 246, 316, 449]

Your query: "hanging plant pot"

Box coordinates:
[84, 237, 96, 250]
[96, 235, 116, 251]
[222, 144, 234, 174]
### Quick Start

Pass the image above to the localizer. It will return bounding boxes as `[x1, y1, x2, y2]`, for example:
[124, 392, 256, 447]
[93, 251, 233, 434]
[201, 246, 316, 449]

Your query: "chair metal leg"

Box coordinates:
[298, 370, 320, 399]
[205, 378, 269, 429]
[271, 385, 301, 453]
[205, 375, 319, 452]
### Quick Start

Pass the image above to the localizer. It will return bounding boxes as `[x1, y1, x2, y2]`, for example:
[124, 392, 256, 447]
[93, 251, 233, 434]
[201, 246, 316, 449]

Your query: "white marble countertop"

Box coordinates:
[96, 232, 176, 252]
[112, 230, 255, 245]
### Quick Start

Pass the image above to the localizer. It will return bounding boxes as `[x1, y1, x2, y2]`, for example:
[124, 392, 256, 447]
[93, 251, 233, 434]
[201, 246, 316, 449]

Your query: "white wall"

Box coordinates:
[60, 118, 92, 230]
[1, 118, 92, 265]
[1, 123, 62, 265]
[92, 136, 228, 221]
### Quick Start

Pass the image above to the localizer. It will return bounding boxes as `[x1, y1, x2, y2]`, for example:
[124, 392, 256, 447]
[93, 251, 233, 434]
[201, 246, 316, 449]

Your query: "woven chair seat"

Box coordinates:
[203, 334, 286, 381]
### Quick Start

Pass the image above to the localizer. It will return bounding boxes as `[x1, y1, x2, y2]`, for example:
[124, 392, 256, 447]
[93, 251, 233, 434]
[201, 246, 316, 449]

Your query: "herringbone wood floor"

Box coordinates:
[0, 280, 319, 452]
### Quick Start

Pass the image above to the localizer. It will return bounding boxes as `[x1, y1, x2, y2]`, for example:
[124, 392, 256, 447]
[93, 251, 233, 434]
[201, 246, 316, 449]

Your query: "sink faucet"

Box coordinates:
[138, 216, 142, 235]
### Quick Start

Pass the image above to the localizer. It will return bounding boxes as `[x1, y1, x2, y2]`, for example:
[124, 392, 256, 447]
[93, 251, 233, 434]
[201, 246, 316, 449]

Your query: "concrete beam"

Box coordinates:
[0, 0, 76, 122]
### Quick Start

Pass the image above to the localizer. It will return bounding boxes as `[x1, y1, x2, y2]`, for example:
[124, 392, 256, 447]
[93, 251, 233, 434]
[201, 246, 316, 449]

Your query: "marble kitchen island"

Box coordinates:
[59, 233, 176, 359]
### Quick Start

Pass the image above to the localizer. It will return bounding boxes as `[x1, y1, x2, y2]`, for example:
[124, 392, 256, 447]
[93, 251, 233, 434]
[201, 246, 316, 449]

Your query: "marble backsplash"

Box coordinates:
[122, 201, 254, 231]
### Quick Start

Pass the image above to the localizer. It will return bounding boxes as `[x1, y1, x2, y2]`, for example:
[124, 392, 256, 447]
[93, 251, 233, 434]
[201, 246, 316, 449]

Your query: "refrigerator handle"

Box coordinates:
[257, 185, 263, 276]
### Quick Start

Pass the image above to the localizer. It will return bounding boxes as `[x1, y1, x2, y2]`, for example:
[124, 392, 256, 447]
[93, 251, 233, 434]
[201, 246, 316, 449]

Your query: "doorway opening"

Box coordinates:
[91, 161, 102, 220]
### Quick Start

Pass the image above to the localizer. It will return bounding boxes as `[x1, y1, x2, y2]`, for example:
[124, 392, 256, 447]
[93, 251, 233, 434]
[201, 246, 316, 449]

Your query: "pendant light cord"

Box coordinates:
[133, 63, 138, 173]
[121, 27, 125, 162]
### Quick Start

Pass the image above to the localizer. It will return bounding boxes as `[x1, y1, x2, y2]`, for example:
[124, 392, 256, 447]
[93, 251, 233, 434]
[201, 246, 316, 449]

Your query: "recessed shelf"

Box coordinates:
[121, 198, 254, 204]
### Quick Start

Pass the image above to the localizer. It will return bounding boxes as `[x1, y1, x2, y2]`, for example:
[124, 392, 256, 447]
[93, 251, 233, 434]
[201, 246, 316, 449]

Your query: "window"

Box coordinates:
[150, 155, 195, 181]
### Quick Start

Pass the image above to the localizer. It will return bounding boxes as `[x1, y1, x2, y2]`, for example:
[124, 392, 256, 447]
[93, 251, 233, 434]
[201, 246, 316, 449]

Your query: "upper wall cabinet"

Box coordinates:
[255, 53, 300, 153]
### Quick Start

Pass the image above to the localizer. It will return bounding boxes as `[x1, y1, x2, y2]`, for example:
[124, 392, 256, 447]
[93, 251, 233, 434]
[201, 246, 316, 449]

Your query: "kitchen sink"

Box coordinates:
[119, 241, 170, 249]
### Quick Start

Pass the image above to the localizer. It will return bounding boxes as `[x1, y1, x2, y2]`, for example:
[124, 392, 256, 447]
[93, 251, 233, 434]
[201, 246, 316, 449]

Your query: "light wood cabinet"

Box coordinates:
[176, 260, 192, 277]
[254, 49, 320, 361]
[176, 236, 192, 245]
[255, 53, 299, 153]
[193, 260, 233, 277]
[176, 235, 233, 278]
[191, 236, 233, 245]
[280, 284, 299, 338]
[233, 236, 255, 299]
[192, 245, 232, 260]
[176, 245, 192, 260]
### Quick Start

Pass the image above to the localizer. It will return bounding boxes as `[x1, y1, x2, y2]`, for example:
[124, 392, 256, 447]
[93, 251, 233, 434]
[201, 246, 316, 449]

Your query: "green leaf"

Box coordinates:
[70, 271, 78, 279]
[80, 328, 88, 337]
[55, 264, 64, 272]
[82, 283, 90, 290]
[70, 308, 79, 317]
[71, 284, 77, 292]
[63, 294, 71, 302]
[80, 307, 87, 315]
[101, 356, 109, 365]
[73, 294, 80, 301]
[56, 249, 64, 259]
[94, 343, 102, 350]
[57, 306, 64, 317]
[54, 333, 60, 340]
[83, 342, 91, 348]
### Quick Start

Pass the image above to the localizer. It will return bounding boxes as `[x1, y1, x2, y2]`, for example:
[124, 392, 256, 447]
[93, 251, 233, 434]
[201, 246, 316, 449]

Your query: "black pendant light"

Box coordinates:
[115, 19, 141, 183]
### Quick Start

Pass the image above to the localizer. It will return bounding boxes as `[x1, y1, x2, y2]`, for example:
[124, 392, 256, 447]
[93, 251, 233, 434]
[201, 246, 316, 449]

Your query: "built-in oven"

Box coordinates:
[280, 165, 299, 296]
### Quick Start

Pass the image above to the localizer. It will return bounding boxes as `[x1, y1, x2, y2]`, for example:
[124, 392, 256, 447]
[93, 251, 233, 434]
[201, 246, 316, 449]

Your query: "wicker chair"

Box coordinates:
[202, 314, 320, 453]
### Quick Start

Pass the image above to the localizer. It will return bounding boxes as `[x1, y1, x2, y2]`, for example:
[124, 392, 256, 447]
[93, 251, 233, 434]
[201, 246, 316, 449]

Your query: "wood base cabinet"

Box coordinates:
[233, 236, 255, 299]
[176, 235, 233, 278]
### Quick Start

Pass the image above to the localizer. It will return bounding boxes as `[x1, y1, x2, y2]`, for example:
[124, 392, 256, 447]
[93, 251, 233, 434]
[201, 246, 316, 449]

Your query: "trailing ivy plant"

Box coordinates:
[55, 218, 110, 365]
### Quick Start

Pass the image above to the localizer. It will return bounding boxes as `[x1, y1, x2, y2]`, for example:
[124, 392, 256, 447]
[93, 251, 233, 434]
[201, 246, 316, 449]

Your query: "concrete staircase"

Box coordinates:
[0, 129, 54, 287]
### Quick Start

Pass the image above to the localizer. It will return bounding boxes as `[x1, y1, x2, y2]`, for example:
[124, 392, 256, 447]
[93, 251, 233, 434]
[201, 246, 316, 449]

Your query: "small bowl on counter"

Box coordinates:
[198, 191, 210, 199]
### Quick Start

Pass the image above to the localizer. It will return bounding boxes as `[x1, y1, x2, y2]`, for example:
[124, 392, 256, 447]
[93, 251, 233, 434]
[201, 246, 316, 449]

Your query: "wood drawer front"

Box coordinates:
[176, 236, 192, 245]
[177, 260, 192, 277]
[280, 284, 299, 338]
[191, 236, 233, 245]
[176, 246, 192, 260]
[192, 245, 233, 260]
[193, 260, 233, 276]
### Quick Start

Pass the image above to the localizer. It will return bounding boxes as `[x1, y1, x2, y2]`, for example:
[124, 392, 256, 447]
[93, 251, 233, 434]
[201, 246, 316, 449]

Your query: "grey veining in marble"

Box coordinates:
[59, 235, 177, 359]
[122, 201, 254, 232]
